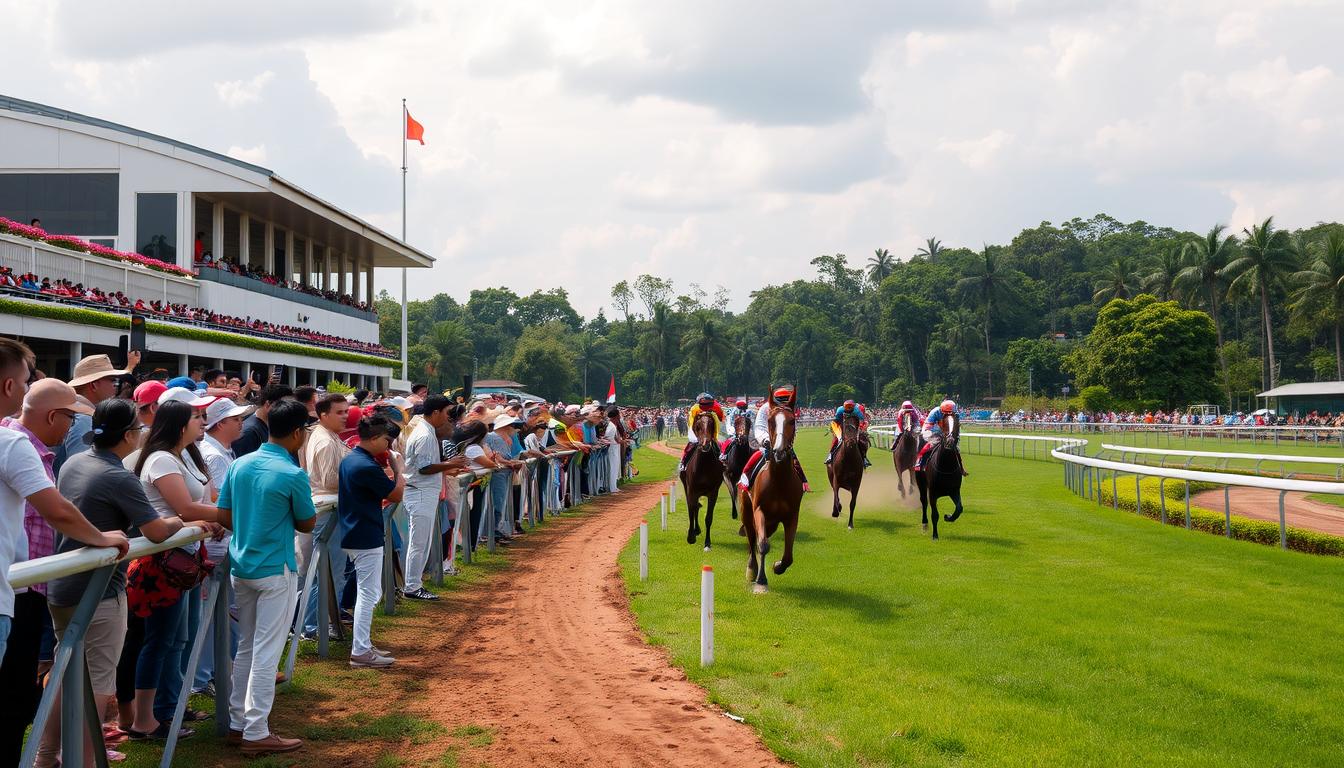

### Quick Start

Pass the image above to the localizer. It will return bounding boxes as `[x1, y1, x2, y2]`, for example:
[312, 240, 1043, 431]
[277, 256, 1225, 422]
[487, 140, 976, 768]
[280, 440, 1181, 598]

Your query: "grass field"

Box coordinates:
[619, 428, 1344, 767]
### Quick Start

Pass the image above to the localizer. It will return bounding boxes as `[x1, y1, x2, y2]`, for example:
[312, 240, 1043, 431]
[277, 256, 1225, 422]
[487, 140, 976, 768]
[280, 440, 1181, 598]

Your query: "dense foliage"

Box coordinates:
[378, 213, 1344, 407]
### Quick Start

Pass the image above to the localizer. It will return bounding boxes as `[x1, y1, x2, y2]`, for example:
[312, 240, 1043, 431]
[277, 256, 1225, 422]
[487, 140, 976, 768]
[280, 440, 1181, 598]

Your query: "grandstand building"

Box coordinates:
[0, 95, 431, 390]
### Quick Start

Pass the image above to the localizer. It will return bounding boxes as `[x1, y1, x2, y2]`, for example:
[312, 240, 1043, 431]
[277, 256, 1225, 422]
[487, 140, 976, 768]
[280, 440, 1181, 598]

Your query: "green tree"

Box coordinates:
[1002, 337, 1069, 396]
[1291, 232, 1344, 379]
[1141, 247, 1185, 302]
[680, 311, 732, 390]
[509, 325, 577, 401]
[574, 331, 612, 396]
[955, 245, 1022, 397]
[421, 320, 473, 391]
[637, 303, 678, 400]
[633, 274, 673, 317]
[1177, 224, 1237, 347]
[514, 288, 582, 331]
[1065, 295, 1218, 408]
[914, 237, 945, 263]
[867, 248, 895, 284]
[1092, 253, 1140, 303]
[610, 280, 634, 328]
[1224, 217, 1296, 389]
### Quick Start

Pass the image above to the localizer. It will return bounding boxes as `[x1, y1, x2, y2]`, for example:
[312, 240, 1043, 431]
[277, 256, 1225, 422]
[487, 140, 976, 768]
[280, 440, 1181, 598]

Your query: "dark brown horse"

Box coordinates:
[722, 413, 753, 522]
[827, 413, 864, 529]
[741, 404, 803, 593]
[891, 410, 920, 498]
[914, 414, 964, 540]
[680, 411, 724, 551]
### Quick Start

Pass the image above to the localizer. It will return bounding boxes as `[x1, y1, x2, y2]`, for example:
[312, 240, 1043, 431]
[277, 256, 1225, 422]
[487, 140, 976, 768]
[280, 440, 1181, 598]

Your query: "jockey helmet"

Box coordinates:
[697, 392, 713, 405]
[901, 400, 913, 409]
[771, 386, 794, 405]
[940, 400, 956, 414]
[843, 400, 855, 411]
[735, 399, 747, 408]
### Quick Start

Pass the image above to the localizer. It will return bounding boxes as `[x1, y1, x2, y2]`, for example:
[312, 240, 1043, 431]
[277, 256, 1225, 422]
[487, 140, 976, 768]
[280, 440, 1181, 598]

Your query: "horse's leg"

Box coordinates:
[727, 470, 739, 520]
[773, 512, 797, 575]
[703, 488, 716, 552]
[917, 475, 929, 532]
[686, 494, 700, 545]
[752, 507, 771, 593]
[944, 490, 964, 522]
[742, 493, 758, 580]
[830, 469, 841, 518]
[930, 495, 940, 540]
[847, 485, 858, 530]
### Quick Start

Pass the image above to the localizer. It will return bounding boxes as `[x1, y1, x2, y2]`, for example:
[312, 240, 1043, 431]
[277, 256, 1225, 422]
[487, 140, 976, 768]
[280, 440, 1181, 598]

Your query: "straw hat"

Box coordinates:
[68, 354, 129, 388]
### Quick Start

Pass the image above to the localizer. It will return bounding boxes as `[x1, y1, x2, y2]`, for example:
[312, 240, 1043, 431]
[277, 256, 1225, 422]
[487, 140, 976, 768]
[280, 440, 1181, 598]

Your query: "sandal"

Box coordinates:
[182, 709, 211, 722]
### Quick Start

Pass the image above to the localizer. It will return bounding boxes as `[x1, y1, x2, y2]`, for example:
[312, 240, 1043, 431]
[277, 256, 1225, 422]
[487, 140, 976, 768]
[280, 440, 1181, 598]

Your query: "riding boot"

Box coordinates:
[794, 457, 810, 493]
[824, 442, 836, 465]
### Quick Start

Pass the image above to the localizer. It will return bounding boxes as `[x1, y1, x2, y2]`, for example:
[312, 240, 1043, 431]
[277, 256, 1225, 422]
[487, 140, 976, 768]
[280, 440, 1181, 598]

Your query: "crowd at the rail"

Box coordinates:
[0, 342, 642, 761]
[0, 265, 394, 358]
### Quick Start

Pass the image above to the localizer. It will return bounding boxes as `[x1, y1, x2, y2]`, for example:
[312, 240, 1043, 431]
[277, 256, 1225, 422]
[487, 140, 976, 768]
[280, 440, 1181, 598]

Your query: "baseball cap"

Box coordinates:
[132, 380, 169, 406]
[24, 378, 94, 415]
[165, 376, 196, 390]
[205, 398, 254, 429]
[158, 387, 217, 408]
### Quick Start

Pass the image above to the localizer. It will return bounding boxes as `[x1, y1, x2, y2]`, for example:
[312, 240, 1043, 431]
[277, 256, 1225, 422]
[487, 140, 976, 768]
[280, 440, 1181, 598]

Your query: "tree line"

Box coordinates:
[375, 213, 1344, 409]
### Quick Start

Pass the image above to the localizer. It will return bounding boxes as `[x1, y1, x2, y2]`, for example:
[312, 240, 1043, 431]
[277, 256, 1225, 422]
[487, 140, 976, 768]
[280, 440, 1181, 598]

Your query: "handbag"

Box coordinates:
[154, 544, 212, 591]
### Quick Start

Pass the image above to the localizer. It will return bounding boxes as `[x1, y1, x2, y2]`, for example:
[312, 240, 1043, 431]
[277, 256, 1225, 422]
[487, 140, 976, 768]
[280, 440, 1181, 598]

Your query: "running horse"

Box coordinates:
[741, 402, 804, 593]
[913, 413, 965, 540]
[722, 412, 753, 522]
[827, 412, 864, 529]
[891, 409, 920, 498]
[681, 411, 724, 550]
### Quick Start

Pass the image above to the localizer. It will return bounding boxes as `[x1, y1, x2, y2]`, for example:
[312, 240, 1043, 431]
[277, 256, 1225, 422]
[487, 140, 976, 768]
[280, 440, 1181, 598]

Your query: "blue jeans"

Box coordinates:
[0, 614, 11, 662]
[137, 588, 193, 722]
[489, 474, 512, 535]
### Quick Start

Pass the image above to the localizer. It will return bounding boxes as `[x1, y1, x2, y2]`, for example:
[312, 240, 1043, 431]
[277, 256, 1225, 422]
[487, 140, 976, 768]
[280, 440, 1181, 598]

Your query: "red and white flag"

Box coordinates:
[606, 374, 617, 404]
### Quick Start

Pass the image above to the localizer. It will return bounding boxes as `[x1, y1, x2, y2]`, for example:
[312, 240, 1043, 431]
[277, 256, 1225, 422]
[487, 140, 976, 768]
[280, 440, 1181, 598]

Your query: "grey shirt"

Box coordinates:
[48, 449, 162, 607]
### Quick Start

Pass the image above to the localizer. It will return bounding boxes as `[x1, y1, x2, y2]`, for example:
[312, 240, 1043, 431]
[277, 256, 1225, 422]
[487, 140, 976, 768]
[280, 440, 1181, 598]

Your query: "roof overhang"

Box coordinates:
[1257, 382, 1344, 398]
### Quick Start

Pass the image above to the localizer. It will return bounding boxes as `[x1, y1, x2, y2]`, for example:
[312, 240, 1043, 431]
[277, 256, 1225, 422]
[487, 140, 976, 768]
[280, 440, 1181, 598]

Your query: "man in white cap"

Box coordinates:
[56, 352, 135, 475]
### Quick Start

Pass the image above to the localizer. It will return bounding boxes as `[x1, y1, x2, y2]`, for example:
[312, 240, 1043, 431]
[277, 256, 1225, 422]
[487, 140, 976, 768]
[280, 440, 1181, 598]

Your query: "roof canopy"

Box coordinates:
[1258, 382, 1344, 398]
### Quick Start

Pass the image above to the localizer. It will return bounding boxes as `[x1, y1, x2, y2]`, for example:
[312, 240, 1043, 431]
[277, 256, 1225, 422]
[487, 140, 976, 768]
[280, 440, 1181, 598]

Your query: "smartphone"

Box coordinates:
[129, 314, 147, 353]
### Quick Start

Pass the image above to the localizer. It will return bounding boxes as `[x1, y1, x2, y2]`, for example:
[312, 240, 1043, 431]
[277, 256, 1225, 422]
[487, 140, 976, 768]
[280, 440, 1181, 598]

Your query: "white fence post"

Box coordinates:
[700, 565, 714, 666]
[639, 521, 649, 581]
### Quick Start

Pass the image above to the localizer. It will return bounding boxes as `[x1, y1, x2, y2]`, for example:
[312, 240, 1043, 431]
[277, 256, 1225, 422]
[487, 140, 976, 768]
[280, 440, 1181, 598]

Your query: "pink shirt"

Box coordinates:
[0, 418, 56, 595]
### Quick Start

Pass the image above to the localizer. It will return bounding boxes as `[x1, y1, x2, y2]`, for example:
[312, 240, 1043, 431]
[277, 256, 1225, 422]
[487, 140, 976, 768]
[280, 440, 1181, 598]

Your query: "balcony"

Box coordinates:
[194, 261, 376, 321]
[0, 232, 197, 306]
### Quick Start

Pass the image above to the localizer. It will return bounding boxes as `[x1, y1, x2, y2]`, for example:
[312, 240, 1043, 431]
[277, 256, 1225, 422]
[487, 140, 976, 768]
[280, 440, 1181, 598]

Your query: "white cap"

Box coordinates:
[205, 398, 254, 429]
[158, 387, 216, 408]
[579, 405, 596, 416]
[386, 396, 411, 410]
[492, 413, 522, 430]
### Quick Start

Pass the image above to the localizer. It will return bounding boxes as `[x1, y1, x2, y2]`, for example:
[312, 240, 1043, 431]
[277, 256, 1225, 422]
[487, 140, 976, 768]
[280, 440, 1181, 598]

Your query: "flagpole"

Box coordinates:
[400, 98, 409, 383]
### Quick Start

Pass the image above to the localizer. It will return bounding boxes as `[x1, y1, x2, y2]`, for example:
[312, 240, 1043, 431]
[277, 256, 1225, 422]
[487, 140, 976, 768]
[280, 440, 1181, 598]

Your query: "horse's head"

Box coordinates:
[733, 413, 751, 440]
[767, 405, 796, 460]
[692, 411, 716, 451]
[946, 412, 960, 449]
[841, 413, 860, 442]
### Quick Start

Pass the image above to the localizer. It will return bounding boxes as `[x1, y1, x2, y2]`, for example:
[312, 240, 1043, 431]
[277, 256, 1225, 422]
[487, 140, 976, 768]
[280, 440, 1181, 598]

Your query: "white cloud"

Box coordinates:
[225, 144, 268, 164]
[938, 130, 1014, 169]
[215, 71, 275, 108]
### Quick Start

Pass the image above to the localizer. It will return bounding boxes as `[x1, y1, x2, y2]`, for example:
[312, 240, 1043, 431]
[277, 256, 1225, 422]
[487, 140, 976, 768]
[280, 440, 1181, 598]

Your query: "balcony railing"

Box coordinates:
[195, 262, 376, 321]
[0, 232, 197, 307]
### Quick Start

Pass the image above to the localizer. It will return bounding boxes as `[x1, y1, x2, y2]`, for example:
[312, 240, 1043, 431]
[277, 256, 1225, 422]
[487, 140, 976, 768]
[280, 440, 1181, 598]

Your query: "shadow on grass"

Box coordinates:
[944, 532, 1024, 548]
[787, 584, 902, 622]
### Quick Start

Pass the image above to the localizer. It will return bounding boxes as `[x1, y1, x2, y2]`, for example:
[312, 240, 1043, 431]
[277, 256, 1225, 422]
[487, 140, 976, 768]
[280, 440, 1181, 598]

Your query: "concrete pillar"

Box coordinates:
[177, 353, 190, 377]
[336, 250, 347, 295]
[304, 240, 314, 288]
[212, 202, 224, 261]
[214, 358, 225, 371]
[264, 222, 275, 274]
[286, 366, 297, 388]
[241, 361, 251, 386]
[239, 215, 250, 266]
[67, 342, 83, 379]
[365, 258, 375, 306]
[284, 230, 295, 283]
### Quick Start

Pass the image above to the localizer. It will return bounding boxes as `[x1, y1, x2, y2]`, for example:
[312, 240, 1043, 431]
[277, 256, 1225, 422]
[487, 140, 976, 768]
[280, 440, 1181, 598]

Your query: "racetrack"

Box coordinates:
[1191, 487, 1344, 536]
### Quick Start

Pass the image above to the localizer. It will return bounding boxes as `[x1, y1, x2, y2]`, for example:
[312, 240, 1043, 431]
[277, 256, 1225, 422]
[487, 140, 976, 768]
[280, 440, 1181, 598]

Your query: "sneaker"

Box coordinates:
[349, 650, 395, 668]
[371, 645, 393, 657]
[240, 733, 303, 756]
[402, 587, 439, 601]
[442, 563, 459, 577]
[191, 681, 215, 698]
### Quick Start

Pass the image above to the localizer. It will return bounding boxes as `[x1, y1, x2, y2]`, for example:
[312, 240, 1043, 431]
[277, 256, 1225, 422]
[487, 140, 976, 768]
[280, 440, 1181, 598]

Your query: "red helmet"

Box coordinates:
[771, 386, 794, 405]
[843, 400, 856, 410]
[940, 400, 956, 414]
[735, 399, 747, 408]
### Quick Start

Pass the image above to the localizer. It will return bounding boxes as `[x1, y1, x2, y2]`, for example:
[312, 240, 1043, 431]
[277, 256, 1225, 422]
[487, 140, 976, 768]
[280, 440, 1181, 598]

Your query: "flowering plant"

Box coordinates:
[0, 217, 196, 279]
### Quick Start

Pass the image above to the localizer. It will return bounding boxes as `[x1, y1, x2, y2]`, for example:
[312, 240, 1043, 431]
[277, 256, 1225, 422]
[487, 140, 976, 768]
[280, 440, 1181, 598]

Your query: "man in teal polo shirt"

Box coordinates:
[217, 399, 315, 756]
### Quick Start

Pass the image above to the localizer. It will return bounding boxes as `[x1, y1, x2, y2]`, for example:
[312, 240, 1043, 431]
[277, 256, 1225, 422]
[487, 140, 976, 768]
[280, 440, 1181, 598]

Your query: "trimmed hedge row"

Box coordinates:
[1090, 473, 1344, 557]
[0, 298, 395, 368]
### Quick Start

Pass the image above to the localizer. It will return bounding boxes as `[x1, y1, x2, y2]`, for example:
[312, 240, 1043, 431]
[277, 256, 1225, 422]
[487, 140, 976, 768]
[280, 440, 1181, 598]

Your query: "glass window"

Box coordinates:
[0, 172, 118, 235]
[136, 193, 177, 265]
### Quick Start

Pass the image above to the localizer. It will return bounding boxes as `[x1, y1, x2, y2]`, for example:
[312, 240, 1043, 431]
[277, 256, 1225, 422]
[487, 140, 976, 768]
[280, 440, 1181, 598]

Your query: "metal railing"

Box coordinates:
[959, 419, 1344, 448]
[7, 425, 650, 766]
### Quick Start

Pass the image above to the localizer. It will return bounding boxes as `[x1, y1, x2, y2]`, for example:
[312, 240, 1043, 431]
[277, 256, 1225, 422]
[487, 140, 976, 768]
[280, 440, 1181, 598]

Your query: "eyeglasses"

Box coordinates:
[52, 409, 77, 422]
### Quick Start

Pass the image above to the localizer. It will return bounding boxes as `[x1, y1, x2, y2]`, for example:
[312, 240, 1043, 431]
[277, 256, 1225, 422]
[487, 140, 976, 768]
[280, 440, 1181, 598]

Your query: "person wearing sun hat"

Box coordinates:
[56, 353, 131, 475]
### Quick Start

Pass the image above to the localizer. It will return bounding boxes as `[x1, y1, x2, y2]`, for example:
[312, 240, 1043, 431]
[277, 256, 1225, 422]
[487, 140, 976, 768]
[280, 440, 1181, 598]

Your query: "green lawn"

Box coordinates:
[619, 428, 1344, 767]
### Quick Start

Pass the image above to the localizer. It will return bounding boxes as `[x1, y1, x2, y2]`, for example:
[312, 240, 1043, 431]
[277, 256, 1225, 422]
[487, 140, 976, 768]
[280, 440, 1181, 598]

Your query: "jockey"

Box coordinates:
[915, 400, 969, 476]
[739, 386, 809, 492]
[825, 399, 870, 467]
[895, 400, 923, 433]
[680, 392, 725, 469]
[721, 398, 754, 455]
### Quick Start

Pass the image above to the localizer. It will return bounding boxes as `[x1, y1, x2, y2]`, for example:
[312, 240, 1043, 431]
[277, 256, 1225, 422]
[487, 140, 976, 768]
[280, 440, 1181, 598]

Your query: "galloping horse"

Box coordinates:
[914, 414, 964, 540]
[681, 411, 724, 550]
[722, 413, 753, 522]
[827, 412, 864, 529]
[741, 404, 804, 593]
[891, 410, 920, 498]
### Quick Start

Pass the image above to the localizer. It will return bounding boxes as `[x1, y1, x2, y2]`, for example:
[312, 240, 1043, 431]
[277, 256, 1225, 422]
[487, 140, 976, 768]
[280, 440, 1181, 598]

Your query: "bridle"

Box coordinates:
[767, 405, 796, 463]
[693, 413, 715, 453]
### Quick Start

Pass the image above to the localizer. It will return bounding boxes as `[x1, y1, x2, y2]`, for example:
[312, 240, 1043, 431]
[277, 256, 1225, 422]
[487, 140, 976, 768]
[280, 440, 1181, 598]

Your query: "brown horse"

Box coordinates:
[891, 410, 920, 498]
[722, 413, 753, 522]
[680, 411, 724, 551]
[826, 413, 864, 529]
[741, 404, 803, 593]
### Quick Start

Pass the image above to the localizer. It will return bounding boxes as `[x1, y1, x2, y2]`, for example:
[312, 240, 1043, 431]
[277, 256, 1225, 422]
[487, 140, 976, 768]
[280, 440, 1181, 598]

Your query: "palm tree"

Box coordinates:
[1292, 232, 1344, 379]
[680, 311, 733, 390]
[915, 237, 945, 263]
[639, 303, 676, 399]
[867, 248, 895, 284]
[1177, 224, 1237, 347]
[1224, 216, 1297, 389]
[1141, 246, 1184, 302]
[574, 332, 612, 396]
[1092, 254, 1141, 303]
[955, 245, 1020, 398]
[939, 308, 981, 400]
[421, 320, 473, 390]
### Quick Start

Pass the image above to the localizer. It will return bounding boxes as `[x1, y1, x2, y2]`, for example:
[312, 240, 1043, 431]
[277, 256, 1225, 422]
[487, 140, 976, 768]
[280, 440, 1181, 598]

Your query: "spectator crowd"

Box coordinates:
[194, 254, 376, 314]
[0, 342, 644, 763]
[0, 266, 392, 357]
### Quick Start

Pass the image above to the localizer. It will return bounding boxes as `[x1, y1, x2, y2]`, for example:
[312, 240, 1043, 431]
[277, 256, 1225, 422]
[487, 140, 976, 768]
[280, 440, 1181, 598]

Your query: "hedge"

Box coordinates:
[1088, 473, 1344, 557]
[0, 298, 395, 368]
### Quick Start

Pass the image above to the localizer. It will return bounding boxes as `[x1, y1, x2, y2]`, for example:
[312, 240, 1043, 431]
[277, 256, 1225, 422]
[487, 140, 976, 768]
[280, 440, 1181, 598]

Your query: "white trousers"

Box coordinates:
[343, 548, 383, 656]
[229, 568, 296, 740]
[402, 487, 439, 593]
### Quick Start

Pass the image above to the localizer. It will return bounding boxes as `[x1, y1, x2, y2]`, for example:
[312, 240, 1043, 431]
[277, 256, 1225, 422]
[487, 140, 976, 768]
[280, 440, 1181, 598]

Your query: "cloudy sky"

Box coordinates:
[4, 0, 1343, 316]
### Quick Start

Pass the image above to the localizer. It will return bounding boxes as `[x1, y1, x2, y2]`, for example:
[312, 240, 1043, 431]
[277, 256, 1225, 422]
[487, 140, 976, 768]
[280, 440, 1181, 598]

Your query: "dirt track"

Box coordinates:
[1190, 487, 1344, 536]
[403, 474, 785, 767]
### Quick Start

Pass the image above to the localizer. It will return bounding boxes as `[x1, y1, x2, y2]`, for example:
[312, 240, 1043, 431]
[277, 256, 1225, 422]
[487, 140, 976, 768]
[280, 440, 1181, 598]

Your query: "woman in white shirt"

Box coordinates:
[603, 407, 622, 493]
[125, 399, 221, 739]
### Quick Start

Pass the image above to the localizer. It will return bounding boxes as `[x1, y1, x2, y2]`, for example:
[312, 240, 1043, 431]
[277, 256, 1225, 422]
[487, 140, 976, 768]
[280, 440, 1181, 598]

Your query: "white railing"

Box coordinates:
[0, 231, 198, 306]
[960, 419, 1344, 448]
[1099, 443, 1344, 479]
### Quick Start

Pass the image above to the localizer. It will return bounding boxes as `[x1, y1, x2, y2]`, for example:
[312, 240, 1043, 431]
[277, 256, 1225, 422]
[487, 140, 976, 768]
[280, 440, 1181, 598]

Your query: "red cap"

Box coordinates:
[133, 380, 168, 406]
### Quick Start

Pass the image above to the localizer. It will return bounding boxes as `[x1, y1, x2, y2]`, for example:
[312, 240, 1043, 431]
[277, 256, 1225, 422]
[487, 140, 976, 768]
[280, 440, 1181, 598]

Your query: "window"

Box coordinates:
[136, 193, 177, 265]
[0, 172, 118, 235]
[273, 228, 286, 278]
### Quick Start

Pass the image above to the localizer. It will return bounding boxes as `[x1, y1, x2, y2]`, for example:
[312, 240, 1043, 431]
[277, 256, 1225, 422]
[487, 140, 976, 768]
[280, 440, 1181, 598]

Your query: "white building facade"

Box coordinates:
[0, 95, 431, 389]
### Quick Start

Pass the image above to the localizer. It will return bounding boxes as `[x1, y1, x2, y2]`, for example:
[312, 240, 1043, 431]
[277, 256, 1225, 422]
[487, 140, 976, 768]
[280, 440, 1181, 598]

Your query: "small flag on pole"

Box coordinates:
[606, 374, 617, 404]
[405, 110, 425, 145]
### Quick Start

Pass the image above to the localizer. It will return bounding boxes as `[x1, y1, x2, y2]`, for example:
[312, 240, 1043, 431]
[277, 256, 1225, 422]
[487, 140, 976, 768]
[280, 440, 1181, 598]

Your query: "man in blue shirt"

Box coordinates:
[217, 400, 315, 756]
[339, 414, 404, 668]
